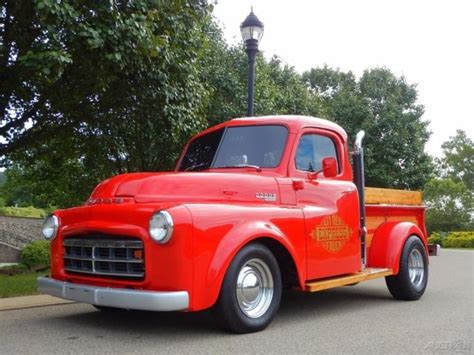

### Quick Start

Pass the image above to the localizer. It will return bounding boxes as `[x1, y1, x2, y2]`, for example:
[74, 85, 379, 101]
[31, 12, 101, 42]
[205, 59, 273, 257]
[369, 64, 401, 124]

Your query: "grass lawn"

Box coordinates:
[0, 271, 46, 298]
[0, 206, 47, 218]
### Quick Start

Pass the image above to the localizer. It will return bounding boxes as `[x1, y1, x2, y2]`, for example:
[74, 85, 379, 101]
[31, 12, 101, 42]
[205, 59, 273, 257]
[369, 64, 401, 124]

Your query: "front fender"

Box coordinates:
[368, 221, 427, 274]
[209, 220, 305, 290]
[186, 204, 306, 311]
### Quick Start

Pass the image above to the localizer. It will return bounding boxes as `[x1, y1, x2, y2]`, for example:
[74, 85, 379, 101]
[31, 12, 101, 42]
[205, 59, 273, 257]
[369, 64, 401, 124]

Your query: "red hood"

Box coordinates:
[90, 172, 280, 204]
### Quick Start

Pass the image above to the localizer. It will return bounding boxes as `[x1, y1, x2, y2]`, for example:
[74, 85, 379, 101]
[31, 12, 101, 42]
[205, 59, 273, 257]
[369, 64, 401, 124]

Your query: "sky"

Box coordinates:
[213, 0, 473, 157]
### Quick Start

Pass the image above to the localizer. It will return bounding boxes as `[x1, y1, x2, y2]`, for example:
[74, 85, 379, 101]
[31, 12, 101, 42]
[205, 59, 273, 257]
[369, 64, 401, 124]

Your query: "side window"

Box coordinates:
[296, 134, 339, 173]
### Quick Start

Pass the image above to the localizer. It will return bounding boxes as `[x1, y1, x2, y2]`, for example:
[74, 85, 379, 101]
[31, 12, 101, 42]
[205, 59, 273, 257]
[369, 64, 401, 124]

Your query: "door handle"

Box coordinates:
[292, 179, 304, 191]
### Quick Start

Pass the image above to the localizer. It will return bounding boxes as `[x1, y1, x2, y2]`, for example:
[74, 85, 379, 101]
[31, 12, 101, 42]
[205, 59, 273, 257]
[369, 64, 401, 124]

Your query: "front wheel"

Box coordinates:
[385, 236, 428, 300]
[214, 243, 282, 333]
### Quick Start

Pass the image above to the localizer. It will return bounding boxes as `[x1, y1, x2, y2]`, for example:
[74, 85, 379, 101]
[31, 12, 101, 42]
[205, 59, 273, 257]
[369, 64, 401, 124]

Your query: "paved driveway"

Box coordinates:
[0, 249, 472, 354]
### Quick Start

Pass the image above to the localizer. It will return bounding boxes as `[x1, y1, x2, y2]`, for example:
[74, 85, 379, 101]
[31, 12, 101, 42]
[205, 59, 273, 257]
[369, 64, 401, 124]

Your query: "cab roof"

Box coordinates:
[200, 115, 347, 140]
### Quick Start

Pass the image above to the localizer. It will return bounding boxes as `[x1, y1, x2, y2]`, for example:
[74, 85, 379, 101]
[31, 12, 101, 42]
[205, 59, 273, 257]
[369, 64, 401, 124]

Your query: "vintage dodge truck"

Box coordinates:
[38, 115, 438, 333]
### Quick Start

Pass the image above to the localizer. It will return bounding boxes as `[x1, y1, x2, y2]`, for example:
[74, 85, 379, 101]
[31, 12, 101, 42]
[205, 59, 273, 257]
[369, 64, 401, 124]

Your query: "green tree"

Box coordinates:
[1, 138, 101, 208]
[303, 66, 368, 136]
[1, 0, 211, 168]
[199, 22, 320, 126]
[1, 0, 212, 207]
[424, 178, 473, 233]
[359, 68, 433, 189]
[303, 66, 433, 189]
[254, 56, 321, 117]
[1, 167, 34, 207]
[437, 130, 473, 190]
[197, 24, 247, 126]
[1, 3, 435, 207]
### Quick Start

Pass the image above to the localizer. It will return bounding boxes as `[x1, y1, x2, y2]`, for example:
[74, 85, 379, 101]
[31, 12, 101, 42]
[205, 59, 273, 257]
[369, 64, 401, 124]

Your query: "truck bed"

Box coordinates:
[365, 187, 426, 250]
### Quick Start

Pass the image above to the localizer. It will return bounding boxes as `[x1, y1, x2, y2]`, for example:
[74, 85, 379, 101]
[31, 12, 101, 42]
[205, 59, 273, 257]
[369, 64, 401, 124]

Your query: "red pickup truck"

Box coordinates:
[38, 115, 438, 333]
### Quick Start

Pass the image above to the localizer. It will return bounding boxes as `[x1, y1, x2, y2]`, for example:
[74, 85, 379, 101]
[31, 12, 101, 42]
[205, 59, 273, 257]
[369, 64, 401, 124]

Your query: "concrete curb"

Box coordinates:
[0, 294, 75, 311]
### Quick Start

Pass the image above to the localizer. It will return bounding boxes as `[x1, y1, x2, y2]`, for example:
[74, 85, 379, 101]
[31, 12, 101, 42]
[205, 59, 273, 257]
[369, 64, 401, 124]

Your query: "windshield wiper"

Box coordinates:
[216, 164, 262, 172]
[183, 163, 209, 172]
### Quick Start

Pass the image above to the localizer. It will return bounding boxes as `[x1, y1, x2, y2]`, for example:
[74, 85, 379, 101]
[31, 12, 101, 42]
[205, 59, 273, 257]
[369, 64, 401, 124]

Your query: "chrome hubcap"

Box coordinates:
[236, 258, 274, 318]
[408, 249, 425, 288]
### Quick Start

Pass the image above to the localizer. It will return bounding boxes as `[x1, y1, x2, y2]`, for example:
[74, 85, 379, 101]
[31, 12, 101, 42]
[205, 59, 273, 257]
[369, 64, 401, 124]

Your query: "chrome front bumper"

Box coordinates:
[37, 277, 189, 311]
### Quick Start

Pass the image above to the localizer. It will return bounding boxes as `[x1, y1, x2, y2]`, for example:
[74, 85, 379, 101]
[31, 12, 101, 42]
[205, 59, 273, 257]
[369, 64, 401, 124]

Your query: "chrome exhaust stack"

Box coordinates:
[353, 131, 367, 269]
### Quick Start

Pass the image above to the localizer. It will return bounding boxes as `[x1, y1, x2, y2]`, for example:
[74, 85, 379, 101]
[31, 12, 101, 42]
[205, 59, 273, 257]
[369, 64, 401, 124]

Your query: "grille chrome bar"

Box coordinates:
[64, 256, 144, 263]
[63, 267, 144, 278]
[63, 237, 145, 279]
[64, 239, 143, 249]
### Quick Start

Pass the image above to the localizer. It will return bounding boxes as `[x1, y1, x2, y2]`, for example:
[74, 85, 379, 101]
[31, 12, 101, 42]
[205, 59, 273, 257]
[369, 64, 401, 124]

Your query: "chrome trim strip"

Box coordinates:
[37, 277, 189, 311]
[64, 256, 143, 263]
[64, 239, 143, 248]
[64, 268, 144, 278]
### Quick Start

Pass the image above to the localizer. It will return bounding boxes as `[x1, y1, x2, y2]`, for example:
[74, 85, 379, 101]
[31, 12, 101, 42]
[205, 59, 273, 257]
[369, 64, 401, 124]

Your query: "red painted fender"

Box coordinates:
[191, 219, 306, 311]
[368, 222, 428, 274]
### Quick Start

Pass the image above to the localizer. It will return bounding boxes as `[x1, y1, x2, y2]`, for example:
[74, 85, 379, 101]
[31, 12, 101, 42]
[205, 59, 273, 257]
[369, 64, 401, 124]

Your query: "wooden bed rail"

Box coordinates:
[365, 187, 423, 206]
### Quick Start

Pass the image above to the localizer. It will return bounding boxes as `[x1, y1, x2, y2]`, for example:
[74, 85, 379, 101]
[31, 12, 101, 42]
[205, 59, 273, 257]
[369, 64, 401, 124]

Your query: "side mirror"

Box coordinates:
[322, 157, 338, 178]
[307, 157, 338, 180]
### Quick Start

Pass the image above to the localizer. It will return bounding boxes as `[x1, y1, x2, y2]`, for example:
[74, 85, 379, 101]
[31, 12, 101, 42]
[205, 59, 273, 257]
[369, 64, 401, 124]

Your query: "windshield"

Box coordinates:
[178, 125, 288, 171]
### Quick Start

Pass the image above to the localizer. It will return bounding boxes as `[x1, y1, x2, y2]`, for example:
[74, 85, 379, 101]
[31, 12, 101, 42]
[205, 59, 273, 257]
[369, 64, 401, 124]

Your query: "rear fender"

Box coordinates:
[368, 222, 427, 274]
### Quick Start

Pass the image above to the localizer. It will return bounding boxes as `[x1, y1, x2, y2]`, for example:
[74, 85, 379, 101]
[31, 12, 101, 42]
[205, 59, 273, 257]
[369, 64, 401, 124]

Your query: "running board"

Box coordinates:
[305, 268, 393, 292]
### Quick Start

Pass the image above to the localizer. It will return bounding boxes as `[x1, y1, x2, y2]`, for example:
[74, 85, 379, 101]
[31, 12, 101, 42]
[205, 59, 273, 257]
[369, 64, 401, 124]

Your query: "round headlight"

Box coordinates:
[42, 215, 59, 241]
[149, 211, 173, 244]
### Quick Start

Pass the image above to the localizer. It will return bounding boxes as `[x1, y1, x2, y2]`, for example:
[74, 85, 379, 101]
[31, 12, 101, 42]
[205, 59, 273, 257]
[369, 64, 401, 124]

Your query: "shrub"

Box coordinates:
[445, 231, 474, 239]
[442, 231, 474, 248]
[428, 231, 474, 248]
[21, 241, 50, 271]
[427, 232, 444, 245]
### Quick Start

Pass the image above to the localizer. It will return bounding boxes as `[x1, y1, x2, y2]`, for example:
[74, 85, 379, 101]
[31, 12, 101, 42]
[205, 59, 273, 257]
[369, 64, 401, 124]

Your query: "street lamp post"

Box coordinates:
[240, 9, 264, 117]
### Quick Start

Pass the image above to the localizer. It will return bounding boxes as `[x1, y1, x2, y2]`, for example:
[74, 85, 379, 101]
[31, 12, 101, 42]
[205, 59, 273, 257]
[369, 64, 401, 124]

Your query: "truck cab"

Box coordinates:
[38, 115, 434, 333]
[178, 116, 362, 280]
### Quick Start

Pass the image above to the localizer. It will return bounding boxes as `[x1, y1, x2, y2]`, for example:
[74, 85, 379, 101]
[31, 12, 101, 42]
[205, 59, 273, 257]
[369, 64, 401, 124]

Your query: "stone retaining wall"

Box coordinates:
[0, 216, 43, 262]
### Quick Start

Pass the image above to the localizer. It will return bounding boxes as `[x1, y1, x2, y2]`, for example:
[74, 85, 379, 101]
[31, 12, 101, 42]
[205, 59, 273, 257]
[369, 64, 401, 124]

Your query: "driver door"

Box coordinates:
[291, 128, 361, 280]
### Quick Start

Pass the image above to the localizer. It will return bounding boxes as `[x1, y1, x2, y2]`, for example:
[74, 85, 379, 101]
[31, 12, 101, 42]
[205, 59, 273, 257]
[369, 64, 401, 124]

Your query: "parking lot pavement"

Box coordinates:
[0, 249, 472, 354]
[0, 295, 73, 311]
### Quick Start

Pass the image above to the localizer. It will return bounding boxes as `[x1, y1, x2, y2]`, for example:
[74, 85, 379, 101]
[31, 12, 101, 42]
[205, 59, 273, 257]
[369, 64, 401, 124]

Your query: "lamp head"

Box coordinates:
[240, 9, 264, 43]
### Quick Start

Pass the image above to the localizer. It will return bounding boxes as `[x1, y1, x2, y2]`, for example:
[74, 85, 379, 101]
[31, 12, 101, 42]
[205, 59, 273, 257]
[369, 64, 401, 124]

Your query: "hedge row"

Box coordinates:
[0, 206, 47, 218]
[428, 231, 474, 248]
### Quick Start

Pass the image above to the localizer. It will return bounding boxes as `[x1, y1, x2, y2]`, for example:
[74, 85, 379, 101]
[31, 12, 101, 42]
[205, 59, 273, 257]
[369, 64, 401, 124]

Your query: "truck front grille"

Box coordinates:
[63, 237, 145, 280]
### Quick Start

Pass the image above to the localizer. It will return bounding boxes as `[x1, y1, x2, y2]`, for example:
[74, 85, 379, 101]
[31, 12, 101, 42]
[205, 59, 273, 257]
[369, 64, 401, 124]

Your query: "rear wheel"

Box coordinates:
[385, 236, 428, 300]
[214, 243, 282, 333]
